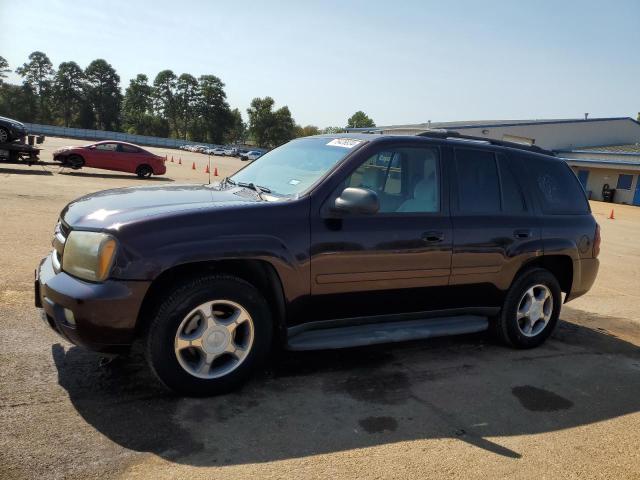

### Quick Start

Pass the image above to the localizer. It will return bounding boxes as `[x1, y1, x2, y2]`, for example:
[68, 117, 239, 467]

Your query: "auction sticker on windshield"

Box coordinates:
[326, 138, 362, 148]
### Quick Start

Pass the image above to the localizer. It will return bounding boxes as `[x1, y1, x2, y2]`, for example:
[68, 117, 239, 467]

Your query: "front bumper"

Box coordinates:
[36, 253, 151, 352]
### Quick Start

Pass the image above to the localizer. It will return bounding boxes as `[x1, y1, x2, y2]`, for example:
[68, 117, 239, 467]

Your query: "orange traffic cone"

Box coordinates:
[205, 164, 210, 174]
[178, 158, 182, 165]
[192, 161, 196, 170]
[170, 155, 174, 163]
[214, 167, 218, 176]
[608, 208, 615, 220]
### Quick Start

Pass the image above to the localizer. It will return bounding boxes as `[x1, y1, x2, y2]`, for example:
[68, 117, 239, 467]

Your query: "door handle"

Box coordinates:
[514, 229, 532, 239]
[422, 231, 444, 243]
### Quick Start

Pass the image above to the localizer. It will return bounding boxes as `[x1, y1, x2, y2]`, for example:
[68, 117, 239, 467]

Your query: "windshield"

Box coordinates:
[231, 137, 364, 196]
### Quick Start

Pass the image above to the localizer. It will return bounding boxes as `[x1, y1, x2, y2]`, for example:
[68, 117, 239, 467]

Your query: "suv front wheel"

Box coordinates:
[494, 268, 561, 348]
[145, 274, 272, 396]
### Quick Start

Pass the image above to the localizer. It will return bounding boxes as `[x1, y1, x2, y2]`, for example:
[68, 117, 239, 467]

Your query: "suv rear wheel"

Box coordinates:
[494, 268, 561, 348]
[145, 274, 272, 396]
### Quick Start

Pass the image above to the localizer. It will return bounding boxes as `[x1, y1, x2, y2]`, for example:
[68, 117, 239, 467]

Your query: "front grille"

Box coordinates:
[51, 220, 69, 273]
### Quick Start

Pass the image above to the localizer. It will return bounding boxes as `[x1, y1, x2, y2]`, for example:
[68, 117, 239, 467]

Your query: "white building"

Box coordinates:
[345, 117, 640, 206]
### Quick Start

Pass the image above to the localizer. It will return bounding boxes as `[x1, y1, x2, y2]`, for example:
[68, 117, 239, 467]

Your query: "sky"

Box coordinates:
[1, 0, 639, 127]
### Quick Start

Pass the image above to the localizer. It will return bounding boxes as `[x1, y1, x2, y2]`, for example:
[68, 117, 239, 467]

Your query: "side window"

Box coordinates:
[498, 155, 527, 213]
[344, 147, 440, 213]
[524, 157, 589, 214]
[95, 143, 118, 151]
[455, 149, 501, 213]
[617, 174, 633, 190]
[120, 144, 141, 153]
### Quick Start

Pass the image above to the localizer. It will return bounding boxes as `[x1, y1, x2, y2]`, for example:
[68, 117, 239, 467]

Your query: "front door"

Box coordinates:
[90, 142, 119, 170]
[634, 176, 640, 206]
[308, 144, 453, 323]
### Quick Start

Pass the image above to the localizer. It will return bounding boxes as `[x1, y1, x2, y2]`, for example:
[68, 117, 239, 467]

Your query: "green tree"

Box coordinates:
[84, 59, 122, 130]
[123, 74, 153, 133]
[15, 51, 55, 122]
[0, 83, 38, 122]
[196, 74, 232, 144]
[152, 69, 178, 137]
[225, 108, 247, 144]
[347, 110, 375, 128]
[322, 126, 344, 134]
[0, 56, 10, 84]
[176, 73, 200, 139]
[247, 97, 296, 148]
[52, 61, 85, 127]
[296, 124, 320, 137]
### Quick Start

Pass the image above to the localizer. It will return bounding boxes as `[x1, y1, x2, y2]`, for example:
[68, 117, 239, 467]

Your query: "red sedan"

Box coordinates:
[53, 141, 167, 178]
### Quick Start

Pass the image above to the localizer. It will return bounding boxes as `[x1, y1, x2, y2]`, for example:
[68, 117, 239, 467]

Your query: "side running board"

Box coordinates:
[287, 315, 489, 351]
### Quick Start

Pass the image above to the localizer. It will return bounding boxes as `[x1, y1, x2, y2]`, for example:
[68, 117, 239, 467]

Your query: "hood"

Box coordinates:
[0, 116, 25, 127]
[60, 183, 265, 230]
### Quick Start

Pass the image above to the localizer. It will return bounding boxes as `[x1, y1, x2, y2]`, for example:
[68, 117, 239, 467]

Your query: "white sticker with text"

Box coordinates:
[326, 138, 362, 148]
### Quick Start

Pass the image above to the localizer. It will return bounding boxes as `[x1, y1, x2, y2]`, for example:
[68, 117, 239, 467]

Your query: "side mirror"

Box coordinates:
[332, 187, 379, 215]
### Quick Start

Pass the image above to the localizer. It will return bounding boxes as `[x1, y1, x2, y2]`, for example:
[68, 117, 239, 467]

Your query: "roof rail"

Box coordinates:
[415, 129, 555, 156]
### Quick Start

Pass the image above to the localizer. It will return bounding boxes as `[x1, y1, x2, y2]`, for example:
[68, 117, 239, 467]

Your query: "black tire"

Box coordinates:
[136, 164, 153, 178]
[145, 274, 272, 396]
[67, 154, 84, 170]
[0, 127, 8, 143]
[493, 268, 561, 349]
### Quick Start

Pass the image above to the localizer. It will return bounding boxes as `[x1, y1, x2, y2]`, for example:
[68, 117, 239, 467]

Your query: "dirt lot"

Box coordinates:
[1, 137, 639, 479]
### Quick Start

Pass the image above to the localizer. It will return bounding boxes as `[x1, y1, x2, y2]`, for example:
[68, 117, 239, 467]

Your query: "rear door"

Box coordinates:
[116, 143, 144, 173]
[450, 147, 541, 307]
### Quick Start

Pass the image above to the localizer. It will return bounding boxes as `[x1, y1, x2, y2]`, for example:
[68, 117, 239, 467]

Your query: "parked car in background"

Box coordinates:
[0, 115, 28, 143]
[210, 147, 225, 156]
[52, 141, 166, 178]
[240, 150, 262, 161]
[36, 132, 599, 395]
[223, 147, 238, 156]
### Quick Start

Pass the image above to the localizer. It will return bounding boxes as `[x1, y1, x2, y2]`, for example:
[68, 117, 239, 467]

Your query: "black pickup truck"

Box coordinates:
[36, 132, 600, 395]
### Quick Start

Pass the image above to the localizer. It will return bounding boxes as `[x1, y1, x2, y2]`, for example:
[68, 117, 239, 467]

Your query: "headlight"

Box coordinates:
[62, 231, 117, 282]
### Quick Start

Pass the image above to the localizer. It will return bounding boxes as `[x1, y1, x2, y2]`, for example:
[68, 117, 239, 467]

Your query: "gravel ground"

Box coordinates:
[1, 137, 639, 479]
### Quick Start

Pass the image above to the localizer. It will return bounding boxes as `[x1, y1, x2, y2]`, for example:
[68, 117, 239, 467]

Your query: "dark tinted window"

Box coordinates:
[120, 144, 141, 153]
[498, 156, 526, 213]
[525, 157, 589, 214]
[455, 149, 501, 213]
[617, 174, 633, 190]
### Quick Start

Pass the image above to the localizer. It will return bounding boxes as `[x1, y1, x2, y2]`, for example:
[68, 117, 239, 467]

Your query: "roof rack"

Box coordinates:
[415, 129, 555, 156]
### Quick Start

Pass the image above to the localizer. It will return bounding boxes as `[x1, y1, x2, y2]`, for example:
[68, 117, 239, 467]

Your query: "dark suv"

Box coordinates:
[36, 132, 600, 395]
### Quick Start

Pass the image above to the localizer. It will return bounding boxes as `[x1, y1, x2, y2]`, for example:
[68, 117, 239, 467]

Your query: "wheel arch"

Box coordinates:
[136, 258, 287, 345]
[515, 255, 574, 298]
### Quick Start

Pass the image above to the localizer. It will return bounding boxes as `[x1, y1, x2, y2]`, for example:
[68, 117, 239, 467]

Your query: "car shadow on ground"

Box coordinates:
[58, 171, 174, 181]
[52, 308, 640, 466]
[0, 166, 54, 176]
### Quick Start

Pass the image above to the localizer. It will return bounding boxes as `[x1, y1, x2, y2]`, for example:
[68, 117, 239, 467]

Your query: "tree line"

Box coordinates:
[0, 52, 375, 148]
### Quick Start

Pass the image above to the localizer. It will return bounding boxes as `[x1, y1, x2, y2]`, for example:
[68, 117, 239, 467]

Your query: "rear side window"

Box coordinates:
[455, 149, 501, 213]
[525, 157, 589, 214]
[498, 156, 526, 213]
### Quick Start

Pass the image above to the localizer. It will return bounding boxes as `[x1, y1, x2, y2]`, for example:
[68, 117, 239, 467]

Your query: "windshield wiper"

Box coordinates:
[237, 181, 271, 193]
[223, 177, 236, 186]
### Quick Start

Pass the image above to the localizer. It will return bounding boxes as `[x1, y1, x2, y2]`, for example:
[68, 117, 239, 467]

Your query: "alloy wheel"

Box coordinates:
[174, 299, 254, 379]
[516, 284, 553, 337]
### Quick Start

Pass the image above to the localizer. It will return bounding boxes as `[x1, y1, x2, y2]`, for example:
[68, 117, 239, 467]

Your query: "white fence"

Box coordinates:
[23, 123, 220, 149]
